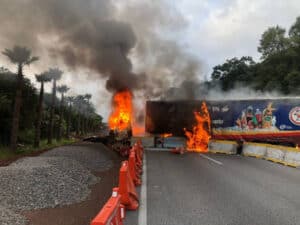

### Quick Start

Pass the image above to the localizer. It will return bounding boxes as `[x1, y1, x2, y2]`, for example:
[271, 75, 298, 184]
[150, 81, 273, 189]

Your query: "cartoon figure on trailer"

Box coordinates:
[236, 106, 258, 129]
[262, 103, 276, 129]
[255, 108, 263, 128]
[236, 102, 276, 130]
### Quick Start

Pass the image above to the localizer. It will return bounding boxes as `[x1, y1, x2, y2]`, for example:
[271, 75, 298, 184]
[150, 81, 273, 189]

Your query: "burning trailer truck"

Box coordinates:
[146, 98, 300, 148]
[107, 90, 133, 156]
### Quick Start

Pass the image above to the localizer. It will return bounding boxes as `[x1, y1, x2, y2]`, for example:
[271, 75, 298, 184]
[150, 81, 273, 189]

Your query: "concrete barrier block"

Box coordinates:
[265, 146, 285, 163]
[243, 143, 267, 158]
[208, 140, 237, 154]
[131, 137, 154, 148]
[163, 137, 186, 148]
[283, 151, 300, 167]
[242, 142, 299, 168]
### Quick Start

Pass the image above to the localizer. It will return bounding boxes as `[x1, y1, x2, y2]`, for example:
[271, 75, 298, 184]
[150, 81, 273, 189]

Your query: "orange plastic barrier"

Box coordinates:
[136, 148, 143, 174]
[133, 142, 143, 172]
[136, 140, 144, 159]
[129, 149, 141, 186]
[90, 187, 125, 225]
[118, 161, 139, 210]
[133, 146, 143, 173]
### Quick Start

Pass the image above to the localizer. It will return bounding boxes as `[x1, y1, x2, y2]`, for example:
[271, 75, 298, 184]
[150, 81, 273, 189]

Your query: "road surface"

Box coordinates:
[126, 151, 300, 225]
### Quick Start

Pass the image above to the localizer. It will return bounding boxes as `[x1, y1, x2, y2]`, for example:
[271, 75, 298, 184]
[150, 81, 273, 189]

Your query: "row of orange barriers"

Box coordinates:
[90, 140, 144, 225]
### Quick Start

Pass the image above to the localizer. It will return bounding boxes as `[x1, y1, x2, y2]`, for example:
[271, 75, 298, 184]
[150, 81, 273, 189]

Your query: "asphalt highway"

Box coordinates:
[126, 151, 300, 225]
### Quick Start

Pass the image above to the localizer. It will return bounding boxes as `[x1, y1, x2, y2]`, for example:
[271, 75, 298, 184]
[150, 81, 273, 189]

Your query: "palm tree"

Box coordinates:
[0, 66, 10, 74]
[57, 85, 69, 141]
[34, 72, 51, 148]
[2, 46, 39, 151]
[84, 94, 92, 103]
[74, 95, 85, 135]
[65, 96, 74, 138]
[47, 68, 63, 144]
[84, 94, 92, 134]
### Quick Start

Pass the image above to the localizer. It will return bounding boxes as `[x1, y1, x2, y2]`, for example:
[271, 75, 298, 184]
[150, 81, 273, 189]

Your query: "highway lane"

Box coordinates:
[145, 151, 300, 225]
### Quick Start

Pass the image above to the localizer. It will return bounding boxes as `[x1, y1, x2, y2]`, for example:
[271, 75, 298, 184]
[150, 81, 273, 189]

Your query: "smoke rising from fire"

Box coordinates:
[0, 0, 203, 97]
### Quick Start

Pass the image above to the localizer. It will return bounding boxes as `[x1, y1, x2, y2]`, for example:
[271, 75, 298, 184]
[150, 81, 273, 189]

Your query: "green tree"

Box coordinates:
[84, 94, 92, 134]
[289, 16, 300, 47]
[210, 16, 300, 96]
[211, 56, 255, 91]
[258, 26, 289, 59]
[0, 66, 10, 74]
[47, 68, 63, 144]
[34, 72, 51, 148]
[65, 96, 74, 138]
[0, 95, 11, 112]
[84, 94, 92, 104]
[0, 69, 38, 145]
[0, 95, 11, 143]
[57, 85, 69, 141]
[285, 70, 300, 94]
[65, 94, 101, 136]
[2, 46, 39, 151]
[74, 95, 85, 135]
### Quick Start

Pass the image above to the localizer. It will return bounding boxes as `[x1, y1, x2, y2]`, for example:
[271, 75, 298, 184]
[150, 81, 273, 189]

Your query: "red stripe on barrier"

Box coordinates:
[213, 131, 300, 145]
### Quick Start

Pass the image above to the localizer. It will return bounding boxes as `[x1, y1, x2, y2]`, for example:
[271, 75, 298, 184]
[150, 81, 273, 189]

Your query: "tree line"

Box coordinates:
[0, 46, 102, 151]
[210, 16, 300, 95]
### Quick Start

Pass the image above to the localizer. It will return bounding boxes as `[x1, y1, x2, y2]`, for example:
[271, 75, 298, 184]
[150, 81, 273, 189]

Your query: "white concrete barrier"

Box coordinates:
[208, 140, 237, 154]
[242, 142, 300, 168]
[282, 147, 300, 167]
[243, 142, 267, 158]
[163, 137, 186, 148]
[265, 145, 286, 164]
[131, 136, 154, 148]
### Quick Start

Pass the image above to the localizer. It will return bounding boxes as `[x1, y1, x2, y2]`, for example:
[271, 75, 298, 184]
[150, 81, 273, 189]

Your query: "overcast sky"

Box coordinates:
[1, 0, 300, 120]
[176, 0, 300, 76]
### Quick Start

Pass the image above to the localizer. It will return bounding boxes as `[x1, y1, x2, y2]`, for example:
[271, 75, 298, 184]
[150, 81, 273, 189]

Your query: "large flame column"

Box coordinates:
[108, 90, 133, 131]
[184, 102, 211, 152]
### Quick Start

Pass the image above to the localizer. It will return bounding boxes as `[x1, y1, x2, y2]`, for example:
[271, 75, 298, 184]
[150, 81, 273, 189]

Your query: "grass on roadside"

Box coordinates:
[0, 138, 76, 160]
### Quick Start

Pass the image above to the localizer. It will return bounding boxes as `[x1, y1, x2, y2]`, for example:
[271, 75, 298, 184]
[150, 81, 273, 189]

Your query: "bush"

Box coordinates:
[18, 129, 35, 144]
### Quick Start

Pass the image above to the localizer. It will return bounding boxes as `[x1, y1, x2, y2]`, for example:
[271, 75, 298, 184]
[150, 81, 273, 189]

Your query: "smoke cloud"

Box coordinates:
[0, 0, 203, 96]
[116, 0, 203, 98]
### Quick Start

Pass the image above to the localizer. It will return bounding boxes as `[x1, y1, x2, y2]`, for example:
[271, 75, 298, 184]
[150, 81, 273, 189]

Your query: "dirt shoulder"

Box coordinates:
[21, 142, 123, 225]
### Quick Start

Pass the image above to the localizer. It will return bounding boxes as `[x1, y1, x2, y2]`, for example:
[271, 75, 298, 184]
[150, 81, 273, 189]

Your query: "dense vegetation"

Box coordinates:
[0, 56, 102, 151]
[211, 16, 300, 95]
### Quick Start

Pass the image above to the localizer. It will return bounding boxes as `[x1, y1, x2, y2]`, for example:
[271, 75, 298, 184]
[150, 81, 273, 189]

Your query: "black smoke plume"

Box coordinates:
[0, 0, 203, 96]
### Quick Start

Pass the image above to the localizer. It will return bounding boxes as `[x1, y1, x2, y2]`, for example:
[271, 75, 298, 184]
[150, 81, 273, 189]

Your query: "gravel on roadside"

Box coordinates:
[41, 144, 113, 171]
[0, 142, 114, 225]
[0, 207, 28, 225]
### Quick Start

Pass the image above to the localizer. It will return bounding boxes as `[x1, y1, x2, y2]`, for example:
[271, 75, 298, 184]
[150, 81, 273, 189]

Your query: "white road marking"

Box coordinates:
[138, 153, 147, 225]
[200, 153, 223, 165]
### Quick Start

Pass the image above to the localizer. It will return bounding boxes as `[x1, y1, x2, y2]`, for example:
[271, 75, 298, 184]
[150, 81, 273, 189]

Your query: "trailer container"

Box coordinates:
[146, 98, 300, 146]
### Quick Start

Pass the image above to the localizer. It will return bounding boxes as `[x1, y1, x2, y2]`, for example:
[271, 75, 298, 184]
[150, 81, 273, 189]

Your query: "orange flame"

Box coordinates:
[161, 133, 172, 138]
[108, 90, 132, 131]
[184, 102, 211, 152]
[132, 125, 145, 136]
